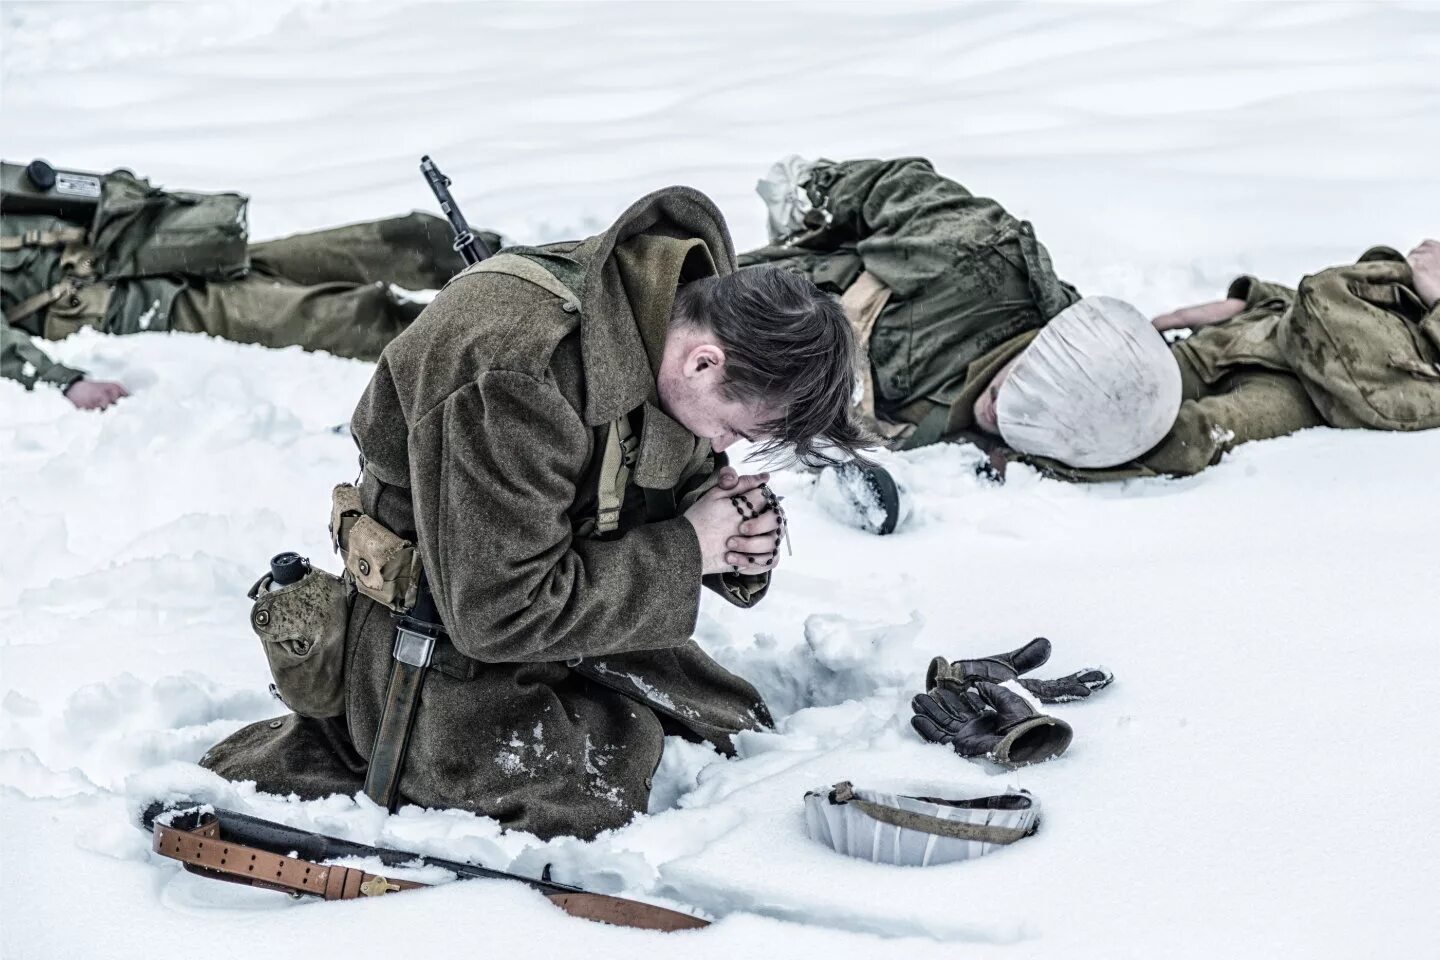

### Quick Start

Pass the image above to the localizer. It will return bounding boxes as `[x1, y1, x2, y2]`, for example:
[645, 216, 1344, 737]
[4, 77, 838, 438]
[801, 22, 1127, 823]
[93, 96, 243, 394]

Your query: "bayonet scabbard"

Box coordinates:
[362, 624, 435, 809]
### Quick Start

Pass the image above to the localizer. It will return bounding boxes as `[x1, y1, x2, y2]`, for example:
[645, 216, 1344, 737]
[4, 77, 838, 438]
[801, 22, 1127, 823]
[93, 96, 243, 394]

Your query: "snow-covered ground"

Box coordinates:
[3, 2, 1439, 957]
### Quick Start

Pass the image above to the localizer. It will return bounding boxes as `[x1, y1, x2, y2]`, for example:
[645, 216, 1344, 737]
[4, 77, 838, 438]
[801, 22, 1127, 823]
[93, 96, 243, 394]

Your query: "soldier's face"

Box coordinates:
[974, 354, 1024, 435]
[658, 341, 775, 453]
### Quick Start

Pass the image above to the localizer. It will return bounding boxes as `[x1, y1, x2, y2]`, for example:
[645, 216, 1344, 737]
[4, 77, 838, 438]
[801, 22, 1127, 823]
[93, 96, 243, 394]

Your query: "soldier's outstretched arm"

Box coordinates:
[1142, 372, 1325, 477]
[0, 319, 84, 392]
[404, 368, 706, 666]
[1152, 298, 1247, 332]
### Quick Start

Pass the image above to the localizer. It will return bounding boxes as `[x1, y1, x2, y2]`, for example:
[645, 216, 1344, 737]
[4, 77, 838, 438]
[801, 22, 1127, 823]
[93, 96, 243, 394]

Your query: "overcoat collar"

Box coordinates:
[572, 186, 737, 428]
[633, 402, 712, 490]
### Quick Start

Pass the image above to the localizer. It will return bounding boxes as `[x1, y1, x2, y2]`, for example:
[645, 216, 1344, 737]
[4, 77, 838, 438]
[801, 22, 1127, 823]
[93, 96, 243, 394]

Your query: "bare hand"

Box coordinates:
[1406, 239, 1440, 309]
[1152, 298, 1247, 332]
[684, 471, 781, 576]
[726, 484, 784, 567]
[63, 378, 129, 411]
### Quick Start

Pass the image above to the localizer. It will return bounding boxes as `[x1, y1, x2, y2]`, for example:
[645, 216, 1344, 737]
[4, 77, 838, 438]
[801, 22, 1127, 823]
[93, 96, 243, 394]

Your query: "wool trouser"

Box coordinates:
[170, 212, 467, 361]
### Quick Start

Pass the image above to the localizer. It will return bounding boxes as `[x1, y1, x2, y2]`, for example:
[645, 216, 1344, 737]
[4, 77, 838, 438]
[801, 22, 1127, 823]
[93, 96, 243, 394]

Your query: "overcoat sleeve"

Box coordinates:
[407, 368, 706, 664]
[1024, 372, 1325, 481]
[1226, 275, 1297, 315]
[1140, 372, 1325, 476]
[0, 320, 85, 391]
[803, 157, 1000, 298]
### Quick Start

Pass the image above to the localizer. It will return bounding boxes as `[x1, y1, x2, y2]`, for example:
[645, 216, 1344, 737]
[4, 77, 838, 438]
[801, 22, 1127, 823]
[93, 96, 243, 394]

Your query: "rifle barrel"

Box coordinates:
[420, 155, 492, 265]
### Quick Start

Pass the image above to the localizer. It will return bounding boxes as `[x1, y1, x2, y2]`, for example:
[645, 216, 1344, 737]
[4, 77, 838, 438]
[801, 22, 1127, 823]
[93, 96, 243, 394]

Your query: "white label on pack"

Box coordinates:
[54, 173, 102, 199]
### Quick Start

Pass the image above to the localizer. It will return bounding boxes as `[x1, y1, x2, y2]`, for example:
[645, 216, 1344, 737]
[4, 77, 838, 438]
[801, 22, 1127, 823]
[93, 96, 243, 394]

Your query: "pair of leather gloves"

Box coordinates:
[911, 639, 1111, 767]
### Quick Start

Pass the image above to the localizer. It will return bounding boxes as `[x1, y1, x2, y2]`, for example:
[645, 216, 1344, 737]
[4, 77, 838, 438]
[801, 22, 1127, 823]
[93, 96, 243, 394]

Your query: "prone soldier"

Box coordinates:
[742, 157, 1440, 529]
[2, 159, 491, 408]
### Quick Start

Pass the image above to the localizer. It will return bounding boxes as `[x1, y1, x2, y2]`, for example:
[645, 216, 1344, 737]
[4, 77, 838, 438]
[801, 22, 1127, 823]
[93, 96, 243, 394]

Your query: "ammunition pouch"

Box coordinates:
[330, 483, 422, 613]
[1, 223, 112, 338]
[90, 169, 250, 281]
[247, 565, 351, 719]
[39, 277, 112, 340]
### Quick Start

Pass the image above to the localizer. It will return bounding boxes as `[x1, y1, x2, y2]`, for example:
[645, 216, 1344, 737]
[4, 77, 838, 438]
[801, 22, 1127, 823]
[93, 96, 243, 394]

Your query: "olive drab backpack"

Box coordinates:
[2, 161, 250, 283]
[88, 169, 250, 282]
[2, 162, 252, 338]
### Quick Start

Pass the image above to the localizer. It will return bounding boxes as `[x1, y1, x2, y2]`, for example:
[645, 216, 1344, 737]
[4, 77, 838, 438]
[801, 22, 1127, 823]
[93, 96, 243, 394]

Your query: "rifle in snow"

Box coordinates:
[142, 799, 707, 932]
[420, 155, 494, 266]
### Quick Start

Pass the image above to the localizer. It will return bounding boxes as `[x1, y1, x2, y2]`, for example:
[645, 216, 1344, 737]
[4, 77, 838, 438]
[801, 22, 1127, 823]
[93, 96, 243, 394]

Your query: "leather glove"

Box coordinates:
[926, 637, 1112, 704]
[911, 679, 1073, 767]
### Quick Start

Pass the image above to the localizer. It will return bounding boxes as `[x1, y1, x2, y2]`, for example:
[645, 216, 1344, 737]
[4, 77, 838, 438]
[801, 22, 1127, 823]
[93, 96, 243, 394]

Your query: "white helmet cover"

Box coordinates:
[996, 296, 1182, 468]
[804, 781, 1039, 867]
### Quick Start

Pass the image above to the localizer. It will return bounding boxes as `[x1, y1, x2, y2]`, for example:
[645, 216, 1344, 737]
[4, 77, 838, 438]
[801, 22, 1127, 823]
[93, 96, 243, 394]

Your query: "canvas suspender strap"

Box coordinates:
[596, 415, 637, 534]
[455, 254, 635, 536]
[828, 781, 1032, 845]
[458, 253, 581, 311]
[0, 224, 87, 251]
[6, 279, 80, 324]
[3, 228, 101, 325]
[153, 812, 426, 899]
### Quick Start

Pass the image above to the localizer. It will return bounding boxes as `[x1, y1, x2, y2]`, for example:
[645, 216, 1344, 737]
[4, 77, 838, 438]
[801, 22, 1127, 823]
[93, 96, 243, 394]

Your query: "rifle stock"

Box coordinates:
[141, 800, 707, 931]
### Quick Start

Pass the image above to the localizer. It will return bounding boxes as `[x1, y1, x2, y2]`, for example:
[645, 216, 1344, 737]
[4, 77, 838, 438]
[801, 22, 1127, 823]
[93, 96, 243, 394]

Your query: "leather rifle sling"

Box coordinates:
[153, 813, 425, 900]
[152, 812, 709, 930]
[546, 892, 709, 931]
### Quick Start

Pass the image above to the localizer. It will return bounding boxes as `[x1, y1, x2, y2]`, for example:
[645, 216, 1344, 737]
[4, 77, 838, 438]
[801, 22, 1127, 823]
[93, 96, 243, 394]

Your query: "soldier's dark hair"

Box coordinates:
[672, 267, 874, 466]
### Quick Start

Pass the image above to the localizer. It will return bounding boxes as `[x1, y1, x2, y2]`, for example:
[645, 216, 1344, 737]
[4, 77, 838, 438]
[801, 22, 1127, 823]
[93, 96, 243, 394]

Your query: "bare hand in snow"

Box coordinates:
[64, 378, 130, 411]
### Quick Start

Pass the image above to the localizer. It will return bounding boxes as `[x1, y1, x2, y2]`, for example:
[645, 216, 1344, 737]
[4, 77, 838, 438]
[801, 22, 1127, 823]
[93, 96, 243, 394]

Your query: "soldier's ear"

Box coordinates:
[688, 343, 725, 377]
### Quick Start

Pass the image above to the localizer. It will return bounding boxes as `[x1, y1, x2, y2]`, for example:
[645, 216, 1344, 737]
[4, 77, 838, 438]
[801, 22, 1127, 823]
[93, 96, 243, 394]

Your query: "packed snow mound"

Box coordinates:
[4, 3, 1440, 959]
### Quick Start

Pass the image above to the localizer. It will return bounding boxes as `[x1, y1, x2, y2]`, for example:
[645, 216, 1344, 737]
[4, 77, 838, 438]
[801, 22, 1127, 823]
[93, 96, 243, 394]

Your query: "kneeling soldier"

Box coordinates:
[200, 186, 866, 839]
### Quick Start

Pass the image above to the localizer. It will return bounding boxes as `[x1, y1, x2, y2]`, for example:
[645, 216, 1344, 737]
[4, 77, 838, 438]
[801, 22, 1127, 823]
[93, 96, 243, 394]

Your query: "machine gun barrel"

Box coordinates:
[420, 155, 493, 266]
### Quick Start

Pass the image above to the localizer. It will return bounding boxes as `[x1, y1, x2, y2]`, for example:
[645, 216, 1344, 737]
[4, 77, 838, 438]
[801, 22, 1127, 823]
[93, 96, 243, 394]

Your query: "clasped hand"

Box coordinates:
[683, 467, 786, 576]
